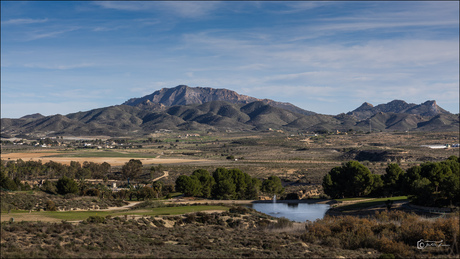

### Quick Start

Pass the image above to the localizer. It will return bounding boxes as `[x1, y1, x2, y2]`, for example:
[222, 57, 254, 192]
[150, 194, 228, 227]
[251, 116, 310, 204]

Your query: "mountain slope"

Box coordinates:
[347, 100, 451, 120]
[123, 85, 316, 116]
[1, 85, 458, 137]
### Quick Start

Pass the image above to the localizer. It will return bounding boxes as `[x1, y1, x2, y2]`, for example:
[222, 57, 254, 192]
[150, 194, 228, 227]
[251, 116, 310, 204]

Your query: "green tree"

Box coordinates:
[214, 178, 236, 200]
[410, 178, 435, 206]
[0, 169, 17, 191]
[322, 173, 338, 198]
[370, 174, 384, 197]
[382, 163, 405, 196]
[56, 176, 79, 195]
[121, 159, 143, 180]
[420, 162, 452, 193]
[76, 167, 91, 180]
[245, 178, 261, 200]
[212, 168, 238, 199]
[402, 165, 422, 193]
[175, 175, 201, 197]
[191, 169, 215, 198]
[262, 176, 284, 197]
[405, 159, 460, 206]
[41, 180, 57, 194]
[322, 161, 374, 198]
[139, 186, 155, 200]
[68, 161, 81, 179]
[152, 181, 163, 198]
[439, 170, 460, 206]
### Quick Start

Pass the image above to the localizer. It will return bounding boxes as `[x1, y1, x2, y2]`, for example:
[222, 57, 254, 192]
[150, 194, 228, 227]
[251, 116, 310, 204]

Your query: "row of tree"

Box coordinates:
[0, 158, 154, 185]
[1, 168, 175, 202]
[322, 156, 460, 207]
[175, 168, 284, 200]
[0, 159, 112, 182]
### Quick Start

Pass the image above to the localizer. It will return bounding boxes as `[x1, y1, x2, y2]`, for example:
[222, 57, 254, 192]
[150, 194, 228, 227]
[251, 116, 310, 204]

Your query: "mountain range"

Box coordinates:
[1, 85, 458, 138]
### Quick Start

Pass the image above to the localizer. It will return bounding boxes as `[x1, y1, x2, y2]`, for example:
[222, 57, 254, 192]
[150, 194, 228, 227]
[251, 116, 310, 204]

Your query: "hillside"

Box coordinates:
[123, 85, 316, 116]
[347, 100, 450, 120]
[1, 86, 458, 137]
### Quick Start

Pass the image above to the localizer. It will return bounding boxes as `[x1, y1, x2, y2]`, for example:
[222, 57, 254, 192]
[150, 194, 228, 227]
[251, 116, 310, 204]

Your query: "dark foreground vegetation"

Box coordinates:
[323, 156, 460, 207]
[1, 207, 458, 258]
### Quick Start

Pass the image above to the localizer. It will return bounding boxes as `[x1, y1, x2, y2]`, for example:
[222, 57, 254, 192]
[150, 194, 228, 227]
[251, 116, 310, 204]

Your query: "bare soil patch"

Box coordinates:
[1, 152, 210, 166]
[1, 213, 60, 223]
[100, 201, 142, 211]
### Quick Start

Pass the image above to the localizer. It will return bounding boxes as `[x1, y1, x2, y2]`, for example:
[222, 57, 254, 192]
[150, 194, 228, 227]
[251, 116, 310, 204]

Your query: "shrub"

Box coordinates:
[56, 176, 79, 195]
[183, 213, 196, 224]
[131, 200, 165, 210]
[86, 216, 106, 224]
[84, 189, 100, 197]
[302, 211, 459, 257]
[41, 180, 57, 194]
[229, 206, 250, 215]
[45, 200, 57, 211]
[273, 217, 293, 229]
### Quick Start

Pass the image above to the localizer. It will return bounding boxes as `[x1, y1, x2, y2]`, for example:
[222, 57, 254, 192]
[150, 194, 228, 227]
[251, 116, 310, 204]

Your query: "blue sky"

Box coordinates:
[1, 1, 459, 118]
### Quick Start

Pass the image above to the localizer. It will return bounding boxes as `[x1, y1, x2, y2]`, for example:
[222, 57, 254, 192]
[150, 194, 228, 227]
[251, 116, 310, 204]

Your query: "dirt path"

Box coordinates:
[152, 171, 169, 182]
[100, 201, 143, 211]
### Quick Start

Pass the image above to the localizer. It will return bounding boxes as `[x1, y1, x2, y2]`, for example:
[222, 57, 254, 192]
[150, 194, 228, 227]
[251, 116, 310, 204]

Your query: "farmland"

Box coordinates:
[2, 131, 458, 196]
[1, 131, 459, 258]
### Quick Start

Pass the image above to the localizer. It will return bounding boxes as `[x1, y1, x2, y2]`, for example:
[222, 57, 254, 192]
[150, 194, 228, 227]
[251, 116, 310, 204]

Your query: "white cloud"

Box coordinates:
[181, 29, 458, 72]
[27, 27, 80, 40]
[236, 63, 269, 71]
[94, 2, 151, 11]
[92, 25, 127, 32]
[95, 1, 221, 18]
[265, 2, 332, 14]
[159, 2, 221, 18]
[23, 63, 95, 70]
[2, 18, 48, 25]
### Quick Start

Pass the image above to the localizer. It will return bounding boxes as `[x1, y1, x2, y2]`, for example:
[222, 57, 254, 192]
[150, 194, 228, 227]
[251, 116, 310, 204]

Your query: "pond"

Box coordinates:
[248, 202, 330, 222]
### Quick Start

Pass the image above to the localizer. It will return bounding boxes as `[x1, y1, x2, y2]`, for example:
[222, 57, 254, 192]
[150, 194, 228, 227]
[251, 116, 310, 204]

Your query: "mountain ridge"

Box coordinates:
[1, 86, 458, 137]
[347, 99, 451, 120]
[123, 85, 317, 116]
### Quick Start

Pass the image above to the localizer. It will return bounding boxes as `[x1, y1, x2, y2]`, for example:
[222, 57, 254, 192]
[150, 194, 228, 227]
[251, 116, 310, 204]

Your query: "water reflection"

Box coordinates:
[248, 202, 329, 222]
[287, 203, 299, 208]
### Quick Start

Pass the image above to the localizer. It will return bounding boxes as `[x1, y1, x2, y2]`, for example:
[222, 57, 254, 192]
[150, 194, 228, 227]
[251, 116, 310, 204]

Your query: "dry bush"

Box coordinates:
[45, 200, 57, 211]
[302, 211, 459, 257]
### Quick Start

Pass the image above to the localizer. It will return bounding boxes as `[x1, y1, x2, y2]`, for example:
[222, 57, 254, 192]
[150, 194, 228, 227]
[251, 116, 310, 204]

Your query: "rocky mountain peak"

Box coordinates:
[20, 113, 45, 120]
[358, 102, 374, 110]
[347, 99, 450, 120]
[122, 85, 316, 116]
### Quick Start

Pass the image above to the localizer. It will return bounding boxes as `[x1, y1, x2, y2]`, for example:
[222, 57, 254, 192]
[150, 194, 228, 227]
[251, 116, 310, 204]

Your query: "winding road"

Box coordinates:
[152, 171, 169, 182]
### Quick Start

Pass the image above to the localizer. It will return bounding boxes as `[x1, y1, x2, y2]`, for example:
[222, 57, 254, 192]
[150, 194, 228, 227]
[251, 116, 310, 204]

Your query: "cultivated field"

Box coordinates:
[1, 152, 210, 166]
[2, 131, 458, 185]
[1, 131, 458, 258]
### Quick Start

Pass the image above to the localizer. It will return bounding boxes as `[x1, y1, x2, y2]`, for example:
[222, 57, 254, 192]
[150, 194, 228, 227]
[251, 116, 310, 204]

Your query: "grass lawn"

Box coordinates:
[2, 205, 229, 222]
[334, 197, 375, 202]
[337, 196, 408, 211]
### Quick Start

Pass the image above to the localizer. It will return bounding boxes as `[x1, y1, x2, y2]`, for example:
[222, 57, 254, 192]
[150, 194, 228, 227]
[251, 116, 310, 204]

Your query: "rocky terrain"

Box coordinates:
[123, 85, 316, 116]
[1, 85, 458, 138]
